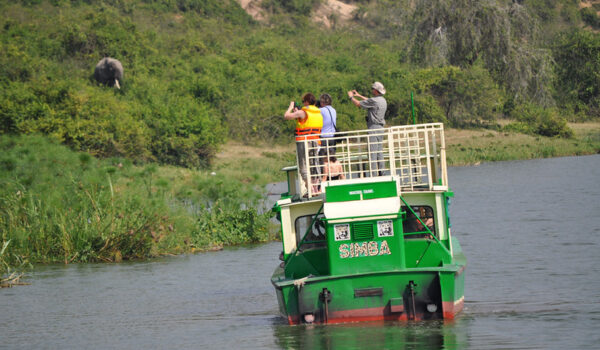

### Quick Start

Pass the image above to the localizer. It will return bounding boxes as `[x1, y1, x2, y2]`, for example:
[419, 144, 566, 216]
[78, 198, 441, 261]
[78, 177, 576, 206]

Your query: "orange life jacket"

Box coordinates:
[295, 105, 323, 141]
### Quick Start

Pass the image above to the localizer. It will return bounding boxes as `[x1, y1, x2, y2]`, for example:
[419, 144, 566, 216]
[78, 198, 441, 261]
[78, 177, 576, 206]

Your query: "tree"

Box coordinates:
[427, 65, 501, 127]
[408, 0, 554, 106]
[553, 29, 600, 117]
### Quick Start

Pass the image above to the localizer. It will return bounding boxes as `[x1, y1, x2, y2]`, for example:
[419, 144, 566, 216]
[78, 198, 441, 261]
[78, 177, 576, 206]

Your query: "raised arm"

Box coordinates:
[284, 101, 306, 120]
[347, 90, 363, 108]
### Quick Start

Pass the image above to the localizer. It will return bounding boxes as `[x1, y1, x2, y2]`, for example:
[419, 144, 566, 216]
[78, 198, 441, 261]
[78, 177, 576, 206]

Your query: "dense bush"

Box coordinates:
[524, 0, 557, 23]
[0, 135, 272, 264]
[193, 206, 270, 247]
[505, 103, 573, 138]
[581, 7, 600, 28]
[553, 28, 600, 119]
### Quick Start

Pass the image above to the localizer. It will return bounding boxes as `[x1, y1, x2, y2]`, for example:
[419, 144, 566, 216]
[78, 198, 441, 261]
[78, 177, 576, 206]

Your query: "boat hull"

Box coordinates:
[272, 264, 465, 325]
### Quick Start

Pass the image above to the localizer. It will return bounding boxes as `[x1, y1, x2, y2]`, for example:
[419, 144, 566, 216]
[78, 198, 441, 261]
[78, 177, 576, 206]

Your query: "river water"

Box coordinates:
[1, 155, 599, 349]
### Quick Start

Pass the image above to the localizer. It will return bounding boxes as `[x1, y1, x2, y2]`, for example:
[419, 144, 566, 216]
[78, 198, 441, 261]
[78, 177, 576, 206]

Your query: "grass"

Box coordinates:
[445, 122, 600, 165]
[212, 141, 297, 185]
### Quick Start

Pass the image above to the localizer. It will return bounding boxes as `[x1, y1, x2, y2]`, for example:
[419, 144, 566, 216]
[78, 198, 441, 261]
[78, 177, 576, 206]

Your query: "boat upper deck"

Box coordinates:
[287, 123, 448, 198]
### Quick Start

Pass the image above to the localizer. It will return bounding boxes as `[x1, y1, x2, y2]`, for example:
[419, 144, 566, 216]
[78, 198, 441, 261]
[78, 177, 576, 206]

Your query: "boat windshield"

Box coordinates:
[294, 214, 327, 249]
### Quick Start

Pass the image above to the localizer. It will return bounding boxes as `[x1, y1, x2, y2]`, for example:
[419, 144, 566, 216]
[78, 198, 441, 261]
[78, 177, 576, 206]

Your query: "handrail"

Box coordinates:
[295, 123, 447, 198]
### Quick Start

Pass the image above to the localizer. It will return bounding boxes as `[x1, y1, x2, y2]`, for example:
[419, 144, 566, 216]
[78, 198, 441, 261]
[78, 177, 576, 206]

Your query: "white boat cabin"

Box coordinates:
[275, 123, 454, 261]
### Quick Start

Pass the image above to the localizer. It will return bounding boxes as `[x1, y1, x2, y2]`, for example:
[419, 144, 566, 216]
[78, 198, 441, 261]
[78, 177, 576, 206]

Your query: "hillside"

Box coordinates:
[0, 0, 599, 168]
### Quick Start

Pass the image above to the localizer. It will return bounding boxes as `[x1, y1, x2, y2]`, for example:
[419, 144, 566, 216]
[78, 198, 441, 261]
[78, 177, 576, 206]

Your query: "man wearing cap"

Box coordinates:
[348, 81, 388, 176]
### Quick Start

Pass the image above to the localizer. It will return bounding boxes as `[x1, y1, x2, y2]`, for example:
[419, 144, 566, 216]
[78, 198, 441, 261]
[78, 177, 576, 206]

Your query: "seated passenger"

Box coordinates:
[416, 207, 434, 232]
[322, 156, 345, 182]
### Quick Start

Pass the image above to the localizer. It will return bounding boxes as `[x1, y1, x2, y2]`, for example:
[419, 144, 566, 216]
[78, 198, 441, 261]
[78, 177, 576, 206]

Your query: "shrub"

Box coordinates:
[537, 111, 573, 138]
[193, 206, 271, 246]
[508, 103, 573, 138]
[581, 7, 600, 28]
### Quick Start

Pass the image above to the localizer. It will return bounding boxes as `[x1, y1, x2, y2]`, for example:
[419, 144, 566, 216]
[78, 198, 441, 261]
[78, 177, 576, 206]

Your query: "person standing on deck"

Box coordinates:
[318, 93, 337, 158]
[348, 82, 387, 176]
[284, 93, 323, 196]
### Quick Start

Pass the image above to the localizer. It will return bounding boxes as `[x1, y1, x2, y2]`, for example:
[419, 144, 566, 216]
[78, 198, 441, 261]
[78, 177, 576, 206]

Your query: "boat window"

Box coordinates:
[402, 206, 435, 237]
[295, 214, 327, 247]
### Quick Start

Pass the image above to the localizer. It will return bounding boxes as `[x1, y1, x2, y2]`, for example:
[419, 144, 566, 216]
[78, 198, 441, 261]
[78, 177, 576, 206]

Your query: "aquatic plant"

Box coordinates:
[0, 240, 29, 287]
[0, 135, 273, 265]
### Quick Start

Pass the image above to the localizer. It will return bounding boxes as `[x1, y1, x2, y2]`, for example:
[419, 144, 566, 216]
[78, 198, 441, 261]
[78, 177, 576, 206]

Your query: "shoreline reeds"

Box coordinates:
[0, 135, 274, 271]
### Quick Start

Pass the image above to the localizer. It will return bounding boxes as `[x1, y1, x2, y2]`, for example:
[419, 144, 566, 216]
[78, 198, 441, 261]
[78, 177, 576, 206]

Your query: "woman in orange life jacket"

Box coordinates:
[284, 93, 324, 196]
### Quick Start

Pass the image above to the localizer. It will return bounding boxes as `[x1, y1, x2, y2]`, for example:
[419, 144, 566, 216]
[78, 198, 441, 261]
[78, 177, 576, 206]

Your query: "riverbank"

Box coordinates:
[214, 122, 600, 185]
[0, 135, 276, 282]
[445, 121, 600, 165]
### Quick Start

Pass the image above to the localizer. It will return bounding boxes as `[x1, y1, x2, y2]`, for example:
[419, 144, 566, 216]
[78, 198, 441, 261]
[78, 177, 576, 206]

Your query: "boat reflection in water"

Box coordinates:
[272, 318, 470, 349]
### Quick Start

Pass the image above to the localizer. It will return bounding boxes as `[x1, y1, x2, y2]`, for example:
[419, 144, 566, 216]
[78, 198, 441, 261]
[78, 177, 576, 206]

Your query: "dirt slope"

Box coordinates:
[237, 0, 357, 28]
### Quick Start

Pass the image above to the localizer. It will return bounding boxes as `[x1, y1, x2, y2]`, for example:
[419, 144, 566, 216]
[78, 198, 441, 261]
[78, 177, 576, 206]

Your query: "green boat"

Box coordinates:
[271, 123, 466, 324]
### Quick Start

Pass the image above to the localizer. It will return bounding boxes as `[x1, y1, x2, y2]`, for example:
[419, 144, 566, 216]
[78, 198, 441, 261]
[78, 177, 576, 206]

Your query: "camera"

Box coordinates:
[294, 102, 302, 110]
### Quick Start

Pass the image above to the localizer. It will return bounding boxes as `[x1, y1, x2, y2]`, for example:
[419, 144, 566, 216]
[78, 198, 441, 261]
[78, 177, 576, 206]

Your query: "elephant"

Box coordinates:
[94, 57, 123, 89]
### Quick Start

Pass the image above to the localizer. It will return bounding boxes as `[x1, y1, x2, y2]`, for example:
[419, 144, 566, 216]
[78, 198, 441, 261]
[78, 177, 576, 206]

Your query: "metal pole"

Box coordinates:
[409, 281, 417, 320]
[411, 91, 416, 125]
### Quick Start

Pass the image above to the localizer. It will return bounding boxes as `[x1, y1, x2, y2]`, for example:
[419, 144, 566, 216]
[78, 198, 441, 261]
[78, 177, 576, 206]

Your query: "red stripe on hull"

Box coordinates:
[288, 315, 300, 325]
[442, 297, 464, 320]
[285, 303, 463, 325]
[287, 307, 408, 325]
[326, 306, 410, 324]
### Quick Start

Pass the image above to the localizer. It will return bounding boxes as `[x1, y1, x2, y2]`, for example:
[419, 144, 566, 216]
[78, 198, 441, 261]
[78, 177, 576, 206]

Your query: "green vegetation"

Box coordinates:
[581, 7, 600, 28]
[445, 123, 600, 165]
[1, 0, 597, 169]
[553, 28, 600, 119]
[503, 104, 574, 138]
[0, 135, 273, 273]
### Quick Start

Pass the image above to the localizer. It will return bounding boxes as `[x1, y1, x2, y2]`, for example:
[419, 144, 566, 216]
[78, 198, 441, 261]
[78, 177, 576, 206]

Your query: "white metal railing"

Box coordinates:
[295, 123, 448, 198]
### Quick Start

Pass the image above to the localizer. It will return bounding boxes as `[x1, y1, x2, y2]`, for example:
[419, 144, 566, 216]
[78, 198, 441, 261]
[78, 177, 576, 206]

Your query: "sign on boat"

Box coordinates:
[271, 123, 466, 324]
